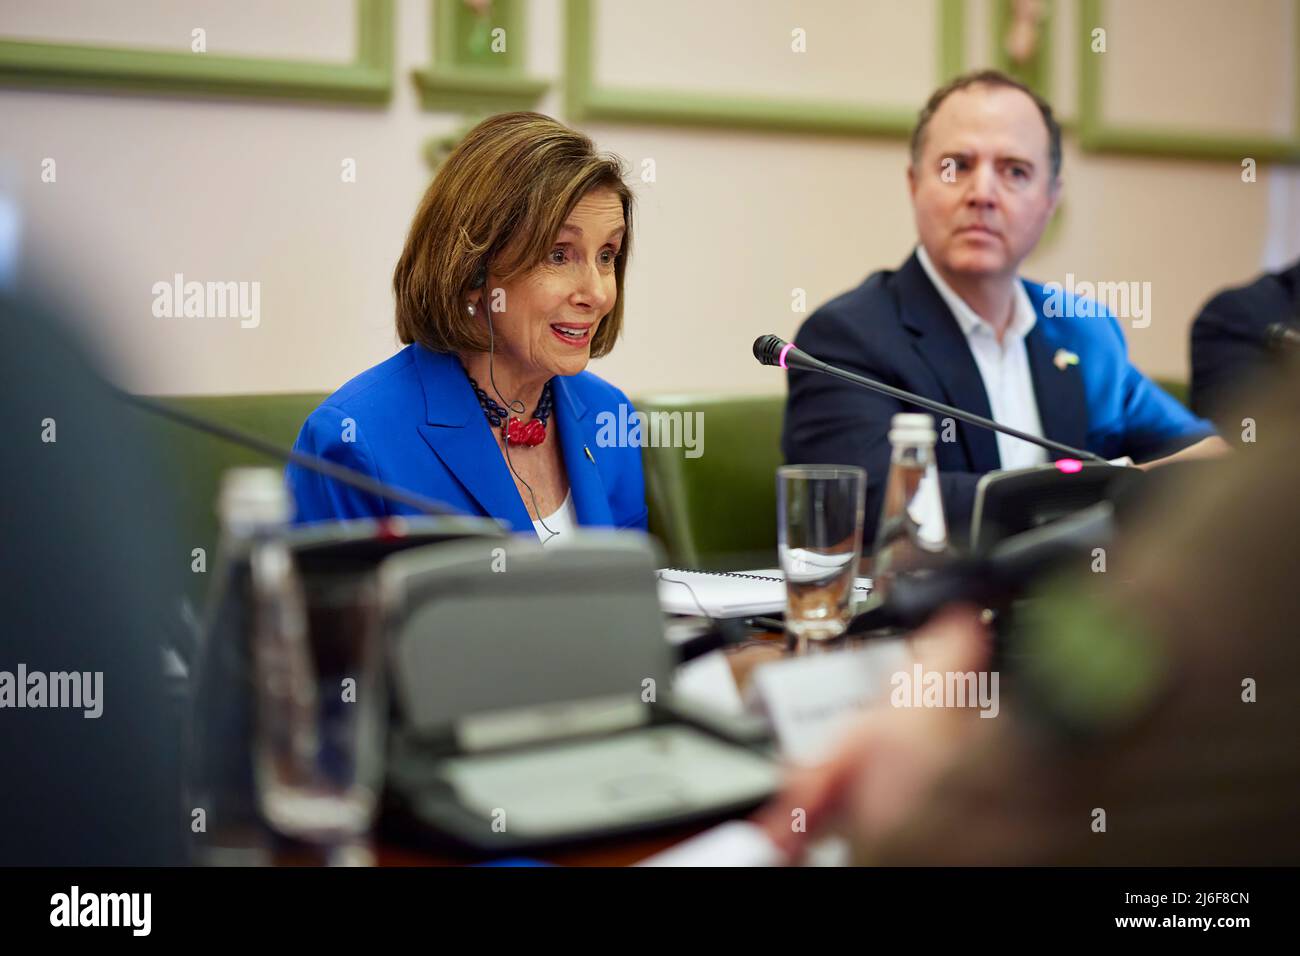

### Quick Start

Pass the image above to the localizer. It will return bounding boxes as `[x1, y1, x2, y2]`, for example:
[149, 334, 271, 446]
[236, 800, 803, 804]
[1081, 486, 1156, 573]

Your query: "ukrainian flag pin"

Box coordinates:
[584, 445, 596, 464]
[1053, 348, 1080, 371]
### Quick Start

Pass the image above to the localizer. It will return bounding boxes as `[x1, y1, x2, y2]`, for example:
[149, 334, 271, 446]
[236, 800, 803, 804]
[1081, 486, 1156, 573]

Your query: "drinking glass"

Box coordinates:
[777, 465, 866, 652]
[250, 546, 387, 865]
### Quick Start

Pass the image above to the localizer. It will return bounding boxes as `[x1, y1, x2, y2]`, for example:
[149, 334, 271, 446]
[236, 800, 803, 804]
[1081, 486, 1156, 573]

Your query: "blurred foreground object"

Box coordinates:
[762, 373, 1299, 864]
[867, 375, 1300, 864]
[0, 290, 184, 865]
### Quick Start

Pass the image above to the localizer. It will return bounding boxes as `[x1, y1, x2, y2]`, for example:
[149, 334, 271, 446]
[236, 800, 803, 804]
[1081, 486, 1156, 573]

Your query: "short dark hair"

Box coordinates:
[910, 69, 1062, 181]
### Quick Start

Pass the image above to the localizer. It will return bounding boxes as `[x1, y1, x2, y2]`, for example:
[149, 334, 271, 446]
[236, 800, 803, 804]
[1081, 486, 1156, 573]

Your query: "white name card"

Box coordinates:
[746, 639, 911, 765]
[636, 820, 786, 867]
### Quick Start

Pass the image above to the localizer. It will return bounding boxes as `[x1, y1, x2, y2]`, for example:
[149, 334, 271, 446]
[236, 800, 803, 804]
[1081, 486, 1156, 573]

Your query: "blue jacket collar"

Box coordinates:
[1021, 285, 1089, 457]
[552, 374, 611, 527]
[414, 345, 477, 426]
[414, 345, 591, 425]
[410, 345, 610, 532]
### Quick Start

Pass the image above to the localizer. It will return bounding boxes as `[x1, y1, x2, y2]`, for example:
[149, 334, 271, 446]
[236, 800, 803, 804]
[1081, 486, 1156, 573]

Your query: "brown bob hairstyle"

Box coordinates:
[393, 112, 634, 359]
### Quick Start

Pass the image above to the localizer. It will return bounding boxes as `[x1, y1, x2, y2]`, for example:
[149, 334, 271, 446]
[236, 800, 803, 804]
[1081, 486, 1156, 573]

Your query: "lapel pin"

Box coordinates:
[584, 445, 596, 464]
[1053, 348, 1080, 371]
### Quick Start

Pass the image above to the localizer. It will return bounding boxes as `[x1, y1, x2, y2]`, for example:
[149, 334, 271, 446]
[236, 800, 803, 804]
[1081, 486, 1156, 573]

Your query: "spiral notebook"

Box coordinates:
[656, 567, 873, 618]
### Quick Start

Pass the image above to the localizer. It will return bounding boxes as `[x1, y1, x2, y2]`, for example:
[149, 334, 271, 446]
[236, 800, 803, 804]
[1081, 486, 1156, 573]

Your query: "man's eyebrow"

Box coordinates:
[937, 150, 1037, 167]
[937, 149, 973, 163]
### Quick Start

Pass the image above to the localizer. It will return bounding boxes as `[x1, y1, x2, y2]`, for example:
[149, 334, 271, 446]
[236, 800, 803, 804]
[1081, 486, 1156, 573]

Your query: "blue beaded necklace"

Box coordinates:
[465, 372, 554, 447]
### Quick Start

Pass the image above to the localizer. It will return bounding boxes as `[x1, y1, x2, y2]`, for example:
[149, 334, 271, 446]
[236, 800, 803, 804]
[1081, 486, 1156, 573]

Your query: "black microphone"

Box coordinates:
[754, 334, 1107, 464]
[1197, 313, 1300, 354]
[112, 387, 461, 518]
[1264, 322, 1300, 353]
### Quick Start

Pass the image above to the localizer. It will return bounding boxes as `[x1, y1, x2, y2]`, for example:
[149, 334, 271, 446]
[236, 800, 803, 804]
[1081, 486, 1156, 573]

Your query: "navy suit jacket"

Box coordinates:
[1190, 259, 1300, 432]
[287, 344, 648, 534]
[783, 252, 1214, 546]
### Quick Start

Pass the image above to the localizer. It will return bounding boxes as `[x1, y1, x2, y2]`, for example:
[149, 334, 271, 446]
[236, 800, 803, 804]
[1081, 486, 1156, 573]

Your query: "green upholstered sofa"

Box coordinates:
[141, 393, 326, 602]
[638, 380, 1192, 569]
[145, 390, 781, 589]
[638, 394, 785, 572]
[149, 378, 1191, 598]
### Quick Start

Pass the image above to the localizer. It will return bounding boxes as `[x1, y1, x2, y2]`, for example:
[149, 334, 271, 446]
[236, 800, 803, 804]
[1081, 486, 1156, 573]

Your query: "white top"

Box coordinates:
[916, 244, 1048, 471]
[533, 490, 578, 544]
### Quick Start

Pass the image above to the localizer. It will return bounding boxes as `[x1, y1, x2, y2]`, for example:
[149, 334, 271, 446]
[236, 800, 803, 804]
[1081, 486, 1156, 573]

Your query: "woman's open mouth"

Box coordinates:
[550, 322, 593, 347]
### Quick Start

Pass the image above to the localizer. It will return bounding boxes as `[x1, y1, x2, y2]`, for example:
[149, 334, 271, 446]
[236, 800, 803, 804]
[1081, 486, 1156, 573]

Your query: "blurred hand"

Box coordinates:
[1136, 435, 1231, 471]
[755, 604, 992, 861]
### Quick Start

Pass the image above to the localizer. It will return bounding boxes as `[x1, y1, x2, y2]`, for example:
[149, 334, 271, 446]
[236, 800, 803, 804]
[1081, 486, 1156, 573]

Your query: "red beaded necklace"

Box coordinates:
[466, 373, 555, 447]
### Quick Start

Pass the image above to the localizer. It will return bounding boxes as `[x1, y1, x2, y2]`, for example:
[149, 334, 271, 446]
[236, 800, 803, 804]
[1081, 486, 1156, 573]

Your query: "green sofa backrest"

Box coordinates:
[636, 393, 785, 571]
[637, 380, 1193, 571]
[1155, 378, 1189, 406]
[147, 380, 1192, 597]
[143, 393, 326, 600]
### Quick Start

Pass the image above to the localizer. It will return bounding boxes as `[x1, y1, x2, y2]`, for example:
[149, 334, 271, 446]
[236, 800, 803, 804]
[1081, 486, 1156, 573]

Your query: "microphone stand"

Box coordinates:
[113, 387, 459, 517]
[756, 335, 1108, 463]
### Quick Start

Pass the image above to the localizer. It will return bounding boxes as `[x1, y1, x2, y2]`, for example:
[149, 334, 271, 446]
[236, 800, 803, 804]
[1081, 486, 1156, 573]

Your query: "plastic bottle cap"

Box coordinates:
[889, 412, 937, 446]
[218, 467, 292, 526]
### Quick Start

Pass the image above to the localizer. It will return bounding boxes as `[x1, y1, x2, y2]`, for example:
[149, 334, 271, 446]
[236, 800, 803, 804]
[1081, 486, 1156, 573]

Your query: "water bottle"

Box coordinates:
[190, 467, 314, 856]
[871, 413, 953, 599]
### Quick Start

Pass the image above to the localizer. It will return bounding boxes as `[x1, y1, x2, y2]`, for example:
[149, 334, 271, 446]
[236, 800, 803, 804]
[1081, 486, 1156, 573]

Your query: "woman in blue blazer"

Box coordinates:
[288, 113, 647, 541]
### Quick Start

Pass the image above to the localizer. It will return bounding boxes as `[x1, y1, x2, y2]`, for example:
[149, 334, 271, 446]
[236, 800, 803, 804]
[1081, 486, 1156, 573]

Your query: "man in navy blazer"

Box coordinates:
[783, 71, 1221, 546]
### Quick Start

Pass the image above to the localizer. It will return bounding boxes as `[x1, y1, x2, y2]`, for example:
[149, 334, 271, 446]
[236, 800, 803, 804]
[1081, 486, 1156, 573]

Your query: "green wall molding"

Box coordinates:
[414, 0, 549, 113]
[0, 0, 394, 104]
[1078, 0, 1300, 162]
[990, 0, 1077, 136]
[564, 0, 967, 138]
[985, 1, 1065, 242]
[992, 0, 1053, 103]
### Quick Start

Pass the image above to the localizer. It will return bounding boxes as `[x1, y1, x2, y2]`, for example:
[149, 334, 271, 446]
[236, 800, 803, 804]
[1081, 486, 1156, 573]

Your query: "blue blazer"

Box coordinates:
[287, 344, 648, 534]
[783, 252, 1215, 545]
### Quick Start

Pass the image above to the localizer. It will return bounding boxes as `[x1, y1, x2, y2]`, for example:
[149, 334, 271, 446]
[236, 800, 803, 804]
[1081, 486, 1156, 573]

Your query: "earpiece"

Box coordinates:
[476, 287, 558, 543]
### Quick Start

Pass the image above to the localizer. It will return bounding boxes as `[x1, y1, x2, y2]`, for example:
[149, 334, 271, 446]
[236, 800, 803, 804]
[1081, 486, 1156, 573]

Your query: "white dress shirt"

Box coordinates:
[533, 489, 578, 544]
[915, 245, 1047, 470]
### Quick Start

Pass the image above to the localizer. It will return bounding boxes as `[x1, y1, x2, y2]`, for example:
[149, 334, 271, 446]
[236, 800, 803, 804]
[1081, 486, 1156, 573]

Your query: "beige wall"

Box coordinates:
[2, 0, 1296, 398]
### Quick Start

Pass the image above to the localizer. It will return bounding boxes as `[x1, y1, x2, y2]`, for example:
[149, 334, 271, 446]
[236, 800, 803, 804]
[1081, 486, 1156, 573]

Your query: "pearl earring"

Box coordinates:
[466, 302, 476, 317]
